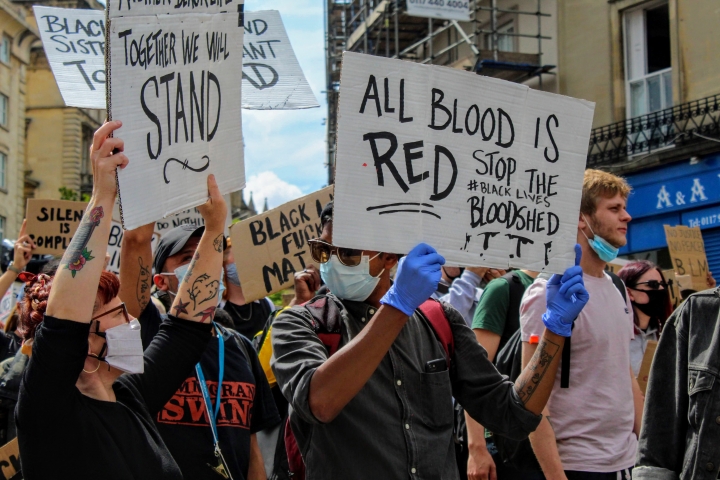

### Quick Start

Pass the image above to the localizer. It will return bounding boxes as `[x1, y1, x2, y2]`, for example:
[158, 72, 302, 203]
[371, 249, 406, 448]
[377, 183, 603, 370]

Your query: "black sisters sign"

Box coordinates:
[109, 10, 245, 230]
[332, 52, 595, 273]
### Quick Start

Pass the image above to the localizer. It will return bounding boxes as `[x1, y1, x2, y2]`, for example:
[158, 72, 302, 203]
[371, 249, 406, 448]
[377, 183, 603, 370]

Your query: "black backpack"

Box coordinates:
[492, 271, 627, 471]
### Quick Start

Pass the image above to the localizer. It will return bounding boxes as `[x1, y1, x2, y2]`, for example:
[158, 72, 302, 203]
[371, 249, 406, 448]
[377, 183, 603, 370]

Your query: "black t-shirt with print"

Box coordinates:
[223, 299, 274, 340]
[140, 303, 280, 480]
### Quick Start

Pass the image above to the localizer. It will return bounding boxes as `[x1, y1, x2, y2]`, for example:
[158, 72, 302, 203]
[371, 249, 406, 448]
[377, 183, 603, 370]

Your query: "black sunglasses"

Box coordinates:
[308, 239, 366, 267]
[629, 280, 667, 291]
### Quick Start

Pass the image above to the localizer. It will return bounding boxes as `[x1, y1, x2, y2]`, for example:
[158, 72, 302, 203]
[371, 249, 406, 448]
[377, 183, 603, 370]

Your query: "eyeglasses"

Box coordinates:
[308, 239, 365, 267]
[629, 280, 667, 291]
[90, 303, 130, 337]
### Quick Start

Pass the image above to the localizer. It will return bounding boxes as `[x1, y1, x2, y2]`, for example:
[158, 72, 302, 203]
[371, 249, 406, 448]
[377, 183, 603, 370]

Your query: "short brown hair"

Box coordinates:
[580, 169, 632, 215]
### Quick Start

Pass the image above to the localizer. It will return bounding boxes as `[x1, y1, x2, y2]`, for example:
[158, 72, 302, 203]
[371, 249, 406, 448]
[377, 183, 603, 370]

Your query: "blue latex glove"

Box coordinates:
[542, 244, 590, 337]
[381, 243, 446, 316]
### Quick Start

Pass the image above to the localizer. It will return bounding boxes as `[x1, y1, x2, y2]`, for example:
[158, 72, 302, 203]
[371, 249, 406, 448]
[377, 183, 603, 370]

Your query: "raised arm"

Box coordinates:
[119, 222, 155, 318]
[0, 220, 35, 300]
[169, 175, 226, 323]
[46, 121, 127, 322]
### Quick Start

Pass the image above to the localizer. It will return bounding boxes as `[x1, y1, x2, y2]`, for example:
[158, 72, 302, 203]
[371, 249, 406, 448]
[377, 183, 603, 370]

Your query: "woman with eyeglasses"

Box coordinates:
[617, 260, 672, 376]
[15, 121, 228, 480]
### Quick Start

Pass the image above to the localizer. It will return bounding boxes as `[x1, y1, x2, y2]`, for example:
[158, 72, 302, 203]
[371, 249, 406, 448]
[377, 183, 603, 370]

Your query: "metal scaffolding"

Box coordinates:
[324, 0, 554, 184]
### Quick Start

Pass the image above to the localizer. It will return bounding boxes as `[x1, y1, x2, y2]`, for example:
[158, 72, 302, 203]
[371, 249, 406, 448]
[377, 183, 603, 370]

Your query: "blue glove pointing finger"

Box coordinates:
[542, 244, 589, 337]
[381, 243, 445, 316]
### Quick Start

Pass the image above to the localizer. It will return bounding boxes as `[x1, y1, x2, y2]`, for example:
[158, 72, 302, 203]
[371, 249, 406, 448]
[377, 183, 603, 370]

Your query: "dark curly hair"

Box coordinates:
[18, 271, 120, 341]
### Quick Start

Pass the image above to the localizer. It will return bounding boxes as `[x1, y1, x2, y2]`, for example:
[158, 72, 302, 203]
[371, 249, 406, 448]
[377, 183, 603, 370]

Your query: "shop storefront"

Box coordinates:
[621, 152, 720, 275]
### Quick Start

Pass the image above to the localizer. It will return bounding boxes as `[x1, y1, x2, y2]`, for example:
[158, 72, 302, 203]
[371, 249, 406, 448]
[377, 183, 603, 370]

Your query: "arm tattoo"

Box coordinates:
[213, 234, 223, 253]
[182, 251, 200, 285]
[194, 306, 217, 323]
[187, 273, 219, 309]
[173, 300, 190, 315]
[61, 206, 103, 278]
[515, 338, 561, 404]
[136, 257, 151, 312]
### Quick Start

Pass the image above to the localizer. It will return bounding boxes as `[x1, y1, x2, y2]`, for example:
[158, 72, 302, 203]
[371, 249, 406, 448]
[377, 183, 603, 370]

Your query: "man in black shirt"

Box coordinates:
[120, 223, 280, 480]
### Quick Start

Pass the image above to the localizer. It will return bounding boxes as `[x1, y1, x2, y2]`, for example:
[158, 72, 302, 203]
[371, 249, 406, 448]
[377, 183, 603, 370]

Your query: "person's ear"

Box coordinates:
[381, 253, 399, 270]
[627, 287, 636, 303]
[578, 213, 587, 229]
[154, 274, 168, 291]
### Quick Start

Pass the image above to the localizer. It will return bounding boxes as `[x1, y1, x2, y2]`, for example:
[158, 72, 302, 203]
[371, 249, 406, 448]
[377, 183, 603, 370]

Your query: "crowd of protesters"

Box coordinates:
[0, 121, 718, 480]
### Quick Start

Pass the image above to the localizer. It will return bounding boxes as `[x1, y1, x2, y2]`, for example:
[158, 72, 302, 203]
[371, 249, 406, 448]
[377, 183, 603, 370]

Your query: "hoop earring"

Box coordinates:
[83, 363, 101, 374]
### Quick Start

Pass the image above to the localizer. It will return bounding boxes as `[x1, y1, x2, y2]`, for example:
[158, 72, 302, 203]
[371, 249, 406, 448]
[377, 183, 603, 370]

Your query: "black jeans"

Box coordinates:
[565, 467, 632, 480]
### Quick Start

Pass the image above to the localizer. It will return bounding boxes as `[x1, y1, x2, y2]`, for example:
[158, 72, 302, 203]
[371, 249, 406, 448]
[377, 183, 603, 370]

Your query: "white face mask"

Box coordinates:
[320, 254, 384, 302]
[103, 319, 144, 374]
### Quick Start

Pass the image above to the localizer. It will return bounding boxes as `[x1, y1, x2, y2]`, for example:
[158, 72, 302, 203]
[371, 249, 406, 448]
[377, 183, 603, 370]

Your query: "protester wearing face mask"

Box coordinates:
[120, 215, 279, 479]
[270, 201, 590, 480]
[15, 121, 226, 479]
[520, 169, 642, 480]
[617, 261, 671, 376]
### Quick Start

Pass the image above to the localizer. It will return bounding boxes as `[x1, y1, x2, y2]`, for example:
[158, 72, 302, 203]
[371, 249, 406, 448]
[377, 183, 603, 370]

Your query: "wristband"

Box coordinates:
[7, 263, 21, 275]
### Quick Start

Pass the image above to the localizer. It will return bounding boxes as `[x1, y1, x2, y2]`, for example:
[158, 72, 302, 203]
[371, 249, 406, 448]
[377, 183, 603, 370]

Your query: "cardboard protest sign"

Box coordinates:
[25, 200, 88, 256]
[406, 0, 471, 21]
[33, 6, 106, 108]
[106, 220, 161, 274]
[664, 225, 709, 292]
[0, 437, 19, 480]
[242, 11, 318, 109]
[230, 186, 333, 303]
[0, 282, 22, 327]
[662, 269, 682, 310]
[636, 340, 658, 395]
[109, 4, 245, 230]
[333, 52, 595, 273]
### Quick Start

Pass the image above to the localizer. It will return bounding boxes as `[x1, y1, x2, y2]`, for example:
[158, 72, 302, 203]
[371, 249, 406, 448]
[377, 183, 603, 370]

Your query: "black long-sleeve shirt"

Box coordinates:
[16, 314, 212, 480]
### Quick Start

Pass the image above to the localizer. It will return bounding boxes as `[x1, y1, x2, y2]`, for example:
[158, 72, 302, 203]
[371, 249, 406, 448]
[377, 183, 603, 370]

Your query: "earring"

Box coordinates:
[83, 352, 101, 374]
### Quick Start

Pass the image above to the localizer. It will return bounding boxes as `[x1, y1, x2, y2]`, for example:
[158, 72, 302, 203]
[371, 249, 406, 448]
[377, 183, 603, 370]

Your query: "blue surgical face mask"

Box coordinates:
[171, 263, 226, 305]
[320, 254, 384, 302]
[225, 263, 241, 287]
[581, 215, 620, 263]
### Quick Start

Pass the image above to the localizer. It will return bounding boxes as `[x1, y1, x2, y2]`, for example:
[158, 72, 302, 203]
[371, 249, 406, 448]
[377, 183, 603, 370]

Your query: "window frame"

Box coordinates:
[0, 151, 6, 192]
[0, 93, 8, 129]
[0, 35, 10, 65]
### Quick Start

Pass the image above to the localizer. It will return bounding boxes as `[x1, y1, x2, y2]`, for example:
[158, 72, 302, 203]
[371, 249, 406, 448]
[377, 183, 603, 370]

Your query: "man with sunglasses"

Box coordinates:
[270, 202, 590, 480]
[520, 169, 643, 480]
[119, 222, 280, 480]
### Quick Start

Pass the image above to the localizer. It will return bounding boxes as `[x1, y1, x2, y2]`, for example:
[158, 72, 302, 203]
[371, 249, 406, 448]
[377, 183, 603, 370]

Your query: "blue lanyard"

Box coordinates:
[195, 323, 225, 443]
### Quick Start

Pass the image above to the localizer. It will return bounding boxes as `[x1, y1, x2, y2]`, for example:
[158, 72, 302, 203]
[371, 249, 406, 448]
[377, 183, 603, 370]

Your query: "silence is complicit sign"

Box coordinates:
[108, 0, 245, 229]
[333, 52, 595, 273]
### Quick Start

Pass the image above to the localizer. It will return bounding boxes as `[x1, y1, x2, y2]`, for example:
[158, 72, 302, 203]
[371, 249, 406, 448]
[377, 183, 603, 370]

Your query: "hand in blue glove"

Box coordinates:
[542, 244, 590, 337]
[381, 243, 446, 316]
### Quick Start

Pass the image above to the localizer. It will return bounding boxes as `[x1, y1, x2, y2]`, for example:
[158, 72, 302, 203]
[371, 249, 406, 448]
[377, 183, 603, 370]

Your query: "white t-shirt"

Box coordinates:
[520, 273, 637, 472]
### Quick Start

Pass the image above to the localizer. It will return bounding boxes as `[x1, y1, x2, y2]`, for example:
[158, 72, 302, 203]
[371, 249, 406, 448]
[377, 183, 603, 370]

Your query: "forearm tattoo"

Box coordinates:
[61, 206, 103, 278]
[213, 234, 223, 253]
[136, 257, 152, 312]
[187, 273, 220, 309]
[515, 338, 561, 404]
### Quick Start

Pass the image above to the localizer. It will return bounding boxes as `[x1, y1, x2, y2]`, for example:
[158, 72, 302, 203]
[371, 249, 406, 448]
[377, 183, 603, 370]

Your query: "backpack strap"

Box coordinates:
[560, 271, 627, 388]
[418, 299, 454, 367]
[302, 294, 345, 357]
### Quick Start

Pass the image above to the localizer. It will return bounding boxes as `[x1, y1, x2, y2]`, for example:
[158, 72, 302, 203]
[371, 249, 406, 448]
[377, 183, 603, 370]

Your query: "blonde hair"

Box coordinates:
[580, 169, 632, 215]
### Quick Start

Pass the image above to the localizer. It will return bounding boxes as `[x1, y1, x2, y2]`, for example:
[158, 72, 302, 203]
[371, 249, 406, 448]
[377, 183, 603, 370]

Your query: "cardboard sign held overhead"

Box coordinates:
[242, 11, 318, 110]
[109, 5, 245, 230]
[25, 199, 88, 256]
[230, 186, 334, 303]
[664, 225, 709, 292]
[32, 6, 106, 109]
[333, 52, 595, 273]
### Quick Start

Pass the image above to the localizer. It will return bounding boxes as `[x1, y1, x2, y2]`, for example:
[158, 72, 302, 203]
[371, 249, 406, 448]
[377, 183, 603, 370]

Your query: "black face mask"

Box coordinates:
[632, 289, 668, 320]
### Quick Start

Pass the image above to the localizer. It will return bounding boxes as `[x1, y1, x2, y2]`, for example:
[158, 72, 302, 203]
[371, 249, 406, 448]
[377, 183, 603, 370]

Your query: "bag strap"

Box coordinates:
[560, 272, 627, 388]
[418, 299, 454, 367]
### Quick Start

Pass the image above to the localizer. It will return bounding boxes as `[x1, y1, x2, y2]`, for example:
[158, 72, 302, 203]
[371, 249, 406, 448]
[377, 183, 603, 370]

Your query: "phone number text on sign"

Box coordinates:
[407, 0, 470, 21]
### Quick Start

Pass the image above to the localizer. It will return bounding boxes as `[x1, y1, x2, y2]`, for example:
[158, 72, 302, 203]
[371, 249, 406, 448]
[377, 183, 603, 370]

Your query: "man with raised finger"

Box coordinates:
[270, 202, 590, 480]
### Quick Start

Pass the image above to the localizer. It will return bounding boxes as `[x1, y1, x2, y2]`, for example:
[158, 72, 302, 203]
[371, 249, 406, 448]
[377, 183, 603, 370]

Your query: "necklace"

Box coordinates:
[230, 302, 253, 322]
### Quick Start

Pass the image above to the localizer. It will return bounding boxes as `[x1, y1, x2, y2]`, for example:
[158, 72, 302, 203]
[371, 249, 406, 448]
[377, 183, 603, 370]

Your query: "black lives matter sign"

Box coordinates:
[333, 52, 595, 273]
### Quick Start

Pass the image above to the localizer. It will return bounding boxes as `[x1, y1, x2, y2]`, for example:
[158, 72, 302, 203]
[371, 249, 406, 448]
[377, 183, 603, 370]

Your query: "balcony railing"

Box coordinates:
[587, 93, 720, 167]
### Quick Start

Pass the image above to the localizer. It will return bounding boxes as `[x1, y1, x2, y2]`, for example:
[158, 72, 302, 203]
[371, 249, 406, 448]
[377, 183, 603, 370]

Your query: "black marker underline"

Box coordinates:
[377, 209, 442, 220]
[367, 202, 434, 211]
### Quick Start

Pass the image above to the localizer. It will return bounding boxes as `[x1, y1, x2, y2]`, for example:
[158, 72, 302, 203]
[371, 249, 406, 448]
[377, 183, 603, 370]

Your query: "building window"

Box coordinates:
[485, 21, 516, 53]
[624, 2, 672, 117]
[0, 152, 6, 191]
[0, 94, 7, 128]
[0, 36, 9, 64]
[0, 216, 5, 241]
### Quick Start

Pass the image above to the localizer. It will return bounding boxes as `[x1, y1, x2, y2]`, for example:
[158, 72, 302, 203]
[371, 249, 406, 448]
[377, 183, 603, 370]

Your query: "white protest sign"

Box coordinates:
[333, 52, 594, 273]
[108, 0, 239, 16]
[0, 282, 22, 327]
[406, 0, 471, 21]
[109, 8, 245, 230]
[243, 11, 318, 109]
[32, 6, 107, 109]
